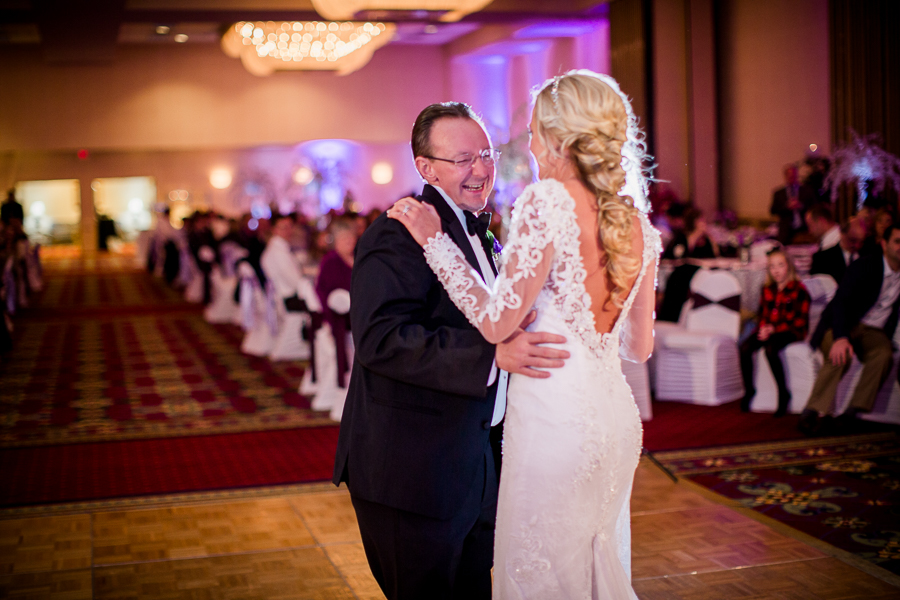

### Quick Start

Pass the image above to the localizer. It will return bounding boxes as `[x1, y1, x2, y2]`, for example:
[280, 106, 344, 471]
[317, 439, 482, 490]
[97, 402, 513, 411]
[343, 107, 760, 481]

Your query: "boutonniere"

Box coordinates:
[485, 230, 502, 263]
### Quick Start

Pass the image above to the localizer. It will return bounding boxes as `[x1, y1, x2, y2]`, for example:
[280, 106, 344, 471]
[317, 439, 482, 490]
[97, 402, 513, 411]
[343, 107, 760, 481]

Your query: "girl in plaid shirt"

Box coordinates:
[740, 249, 811, 416]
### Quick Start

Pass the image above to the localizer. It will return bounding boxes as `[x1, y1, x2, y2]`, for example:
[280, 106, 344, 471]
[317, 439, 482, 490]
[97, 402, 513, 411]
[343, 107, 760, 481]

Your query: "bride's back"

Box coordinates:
[563, 178, 643, 335]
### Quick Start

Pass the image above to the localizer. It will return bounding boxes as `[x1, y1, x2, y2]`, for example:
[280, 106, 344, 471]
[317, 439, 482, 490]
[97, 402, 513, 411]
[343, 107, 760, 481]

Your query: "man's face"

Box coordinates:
[882, 229, 900, 267]
[842, 221, 865, 254]
[273, 218, 293, 240]
[419, 117, 495, 212]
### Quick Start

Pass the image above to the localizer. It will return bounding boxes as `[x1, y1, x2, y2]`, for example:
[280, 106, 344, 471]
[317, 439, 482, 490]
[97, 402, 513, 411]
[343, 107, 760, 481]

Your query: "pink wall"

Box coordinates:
[0, 43, 446, 152]
[718, 0, 830, 218]
[652, 0, 691, 202]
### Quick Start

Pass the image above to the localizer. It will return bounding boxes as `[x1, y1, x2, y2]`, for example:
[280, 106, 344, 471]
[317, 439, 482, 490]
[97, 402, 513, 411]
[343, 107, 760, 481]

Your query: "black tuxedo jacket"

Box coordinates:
[770, 184, 817, 243]
[333, 185, 499, 520]
[809, 244, 850, 285]
[811, 253, 900, 349]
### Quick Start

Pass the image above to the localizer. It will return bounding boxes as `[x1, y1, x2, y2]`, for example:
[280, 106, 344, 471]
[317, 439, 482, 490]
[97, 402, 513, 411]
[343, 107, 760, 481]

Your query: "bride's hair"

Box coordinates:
[532, 70, 651, 308]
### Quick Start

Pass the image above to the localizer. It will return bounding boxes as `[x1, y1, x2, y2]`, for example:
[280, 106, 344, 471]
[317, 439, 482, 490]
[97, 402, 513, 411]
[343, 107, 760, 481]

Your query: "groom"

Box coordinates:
[333, 102, 569, 600]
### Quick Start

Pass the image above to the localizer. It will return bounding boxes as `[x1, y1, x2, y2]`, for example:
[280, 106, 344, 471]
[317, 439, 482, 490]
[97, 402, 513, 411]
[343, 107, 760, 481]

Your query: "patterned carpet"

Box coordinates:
[1, 252, 332, 448]
[657, 433, 900, 577]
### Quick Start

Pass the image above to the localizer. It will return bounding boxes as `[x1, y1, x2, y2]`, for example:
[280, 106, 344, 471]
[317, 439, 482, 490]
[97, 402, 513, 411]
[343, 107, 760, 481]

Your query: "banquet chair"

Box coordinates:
[751, 274, 836, 414]
[653, 269, 745, 405]
[182, 247, 206, 303]
[268, 277, 314, 362]
[833, 325, 900, 425]
[238, 262, 275, 357]
[308, 289, 354, 421]
[203, 243, 247, 325]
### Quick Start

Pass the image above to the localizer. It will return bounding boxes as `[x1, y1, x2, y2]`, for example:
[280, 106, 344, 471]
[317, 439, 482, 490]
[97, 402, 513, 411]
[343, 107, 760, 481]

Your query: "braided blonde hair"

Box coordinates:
[532, 71, 650, 308]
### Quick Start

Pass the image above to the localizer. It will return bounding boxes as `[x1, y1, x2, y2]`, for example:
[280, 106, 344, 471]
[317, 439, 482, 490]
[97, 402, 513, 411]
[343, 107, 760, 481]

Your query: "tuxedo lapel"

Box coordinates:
[419, 185, 486, 280]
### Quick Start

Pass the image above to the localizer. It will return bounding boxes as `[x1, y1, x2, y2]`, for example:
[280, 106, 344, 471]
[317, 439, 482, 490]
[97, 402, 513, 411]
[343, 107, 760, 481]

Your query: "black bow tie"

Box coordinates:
[464, 210, 491, 239]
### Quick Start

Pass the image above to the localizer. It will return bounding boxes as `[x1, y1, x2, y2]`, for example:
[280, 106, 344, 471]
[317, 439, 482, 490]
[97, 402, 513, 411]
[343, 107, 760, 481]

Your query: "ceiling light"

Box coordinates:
[174, 33, 189, 43]
[293, 166, 315, 185]
[222, 20, 395, 76]
[310, 0, 492, 22]
[156, 25, 171, 35]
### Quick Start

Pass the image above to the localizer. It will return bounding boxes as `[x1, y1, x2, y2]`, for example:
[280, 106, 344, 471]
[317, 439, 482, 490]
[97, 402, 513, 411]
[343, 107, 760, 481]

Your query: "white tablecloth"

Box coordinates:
[658, 258, 767, 313]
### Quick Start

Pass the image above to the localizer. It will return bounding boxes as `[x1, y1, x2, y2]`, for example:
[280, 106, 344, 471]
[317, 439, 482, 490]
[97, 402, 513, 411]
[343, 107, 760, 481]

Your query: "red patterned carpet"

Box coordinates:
[1, 251, 338, 508]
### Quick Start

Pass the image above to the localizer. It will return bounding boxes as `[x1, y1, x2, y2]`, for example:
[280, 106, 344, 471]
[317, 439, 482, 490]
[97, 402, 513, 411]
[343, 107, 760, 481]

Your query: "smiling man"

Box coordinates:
[333, 102, 569, 600]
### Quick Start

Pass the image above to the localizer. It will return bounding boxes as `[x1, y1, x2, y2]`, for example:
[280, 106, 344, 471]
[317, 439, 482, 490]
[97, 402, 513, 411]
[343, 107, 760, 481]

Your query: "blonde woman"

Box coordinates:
[389, 71, 661, 599]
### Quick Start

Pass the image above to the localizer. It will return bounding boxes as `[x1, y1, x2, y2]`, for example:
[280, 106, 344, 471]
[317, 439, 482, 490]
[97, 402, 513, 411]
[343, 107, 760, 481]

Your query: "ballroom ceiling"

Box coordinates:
[0, 0, 609, 63]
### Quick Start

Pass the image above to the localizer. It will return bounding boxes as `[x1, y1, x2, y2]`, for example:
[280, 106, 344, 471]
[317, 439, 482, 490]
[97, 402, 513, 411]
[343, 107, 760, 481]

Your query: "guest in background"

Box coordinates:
[662, 207, 718, 260]
[740, 249, 810, 416]
[1, 190, 24, 228]
[805, 203, 840, 250]
[809, 218, 864, 284]
[314, 216, 358, 418]
[799, 225, 900, 435]
[771, 164, 817, 244]
[260, 214, 304, 311]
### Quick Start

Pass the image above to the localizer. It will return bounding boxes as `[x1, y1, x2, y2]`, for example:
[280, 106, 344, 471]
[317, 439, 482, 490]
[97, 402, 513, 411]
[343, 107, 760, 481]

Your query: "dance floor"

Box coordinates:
[1, 462, 898, 599]
[2, 248, 899, 597]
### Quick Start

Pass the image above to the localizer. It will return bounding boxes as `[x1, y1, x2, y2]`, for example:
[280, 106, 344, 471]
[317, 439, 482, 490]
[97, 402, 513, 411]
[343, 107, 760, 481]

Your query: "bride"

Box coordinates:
[389, 70, 660, 599]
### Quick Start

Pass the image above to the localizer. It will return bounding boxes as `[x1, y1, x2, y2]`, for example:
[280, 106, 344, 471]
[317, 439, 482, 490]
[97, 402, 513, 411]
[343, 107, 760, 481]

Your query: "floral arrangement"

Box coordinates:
[825, 130, 900, 209]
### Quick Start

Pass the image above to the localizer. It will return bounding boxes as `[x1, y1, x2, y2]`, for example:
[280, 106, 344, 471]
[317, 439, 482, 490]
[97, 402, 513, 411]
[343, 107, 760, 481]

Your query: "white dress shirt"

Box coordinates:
[861, 256, 900, 329]
[260, 235, 303, 300]
[434, 186, 508, 426]
[820, 225, 841, 250]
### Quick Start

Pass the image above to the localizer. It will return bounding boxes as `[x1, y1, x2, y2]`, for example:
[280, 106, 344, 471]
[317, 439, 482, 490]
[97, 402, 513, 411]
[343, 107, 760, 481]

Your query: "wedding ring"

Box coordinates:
[401, 204, 411, 215]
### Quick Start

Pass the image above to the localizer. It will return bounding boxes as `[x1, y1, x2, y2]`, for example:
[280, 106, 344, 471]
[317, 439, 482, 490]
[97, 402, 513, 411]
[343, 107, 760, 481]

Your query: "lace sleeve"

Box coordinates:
[422, 181, 560, 344]
[618, 213, 663, 363]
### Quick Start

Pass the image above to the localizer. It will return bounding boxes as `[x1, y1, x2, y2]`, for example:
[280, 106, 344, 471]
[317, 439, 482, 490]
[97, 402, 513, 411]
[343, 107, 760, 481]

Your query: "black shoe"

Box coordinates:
[774, 392, 791, 418]
[773, 406, 787, 418]
[798, 409, 819, 435]
[740, 391, 756, 413]
[833, 408, 861, 434]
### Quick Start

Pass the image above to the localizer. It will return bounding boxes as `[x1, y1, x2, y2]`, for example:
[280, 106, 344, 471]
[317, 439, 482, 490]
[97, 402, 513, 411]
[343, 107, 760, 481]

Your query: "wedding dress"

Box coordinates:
[422, 178, 661, 599]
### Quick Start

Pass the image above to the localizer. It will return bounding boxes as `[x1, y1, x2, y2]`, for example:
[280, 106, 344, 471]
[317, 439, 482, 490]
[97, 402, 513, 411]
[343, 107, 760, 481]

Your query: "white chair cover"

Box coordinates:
[268, 276, 314, 362]
[653, 269, 745, 405]
[237, 262, 274, 357]
[203, 265, 241, 324]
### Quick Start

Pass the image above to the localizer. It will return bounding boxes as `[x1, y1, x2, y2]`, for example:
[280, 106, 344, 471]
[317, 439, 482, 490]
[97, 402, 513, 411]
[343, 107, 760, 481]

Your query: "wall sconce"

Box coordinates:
[371, 161, 393, 184]
[209, 167, 233, 189]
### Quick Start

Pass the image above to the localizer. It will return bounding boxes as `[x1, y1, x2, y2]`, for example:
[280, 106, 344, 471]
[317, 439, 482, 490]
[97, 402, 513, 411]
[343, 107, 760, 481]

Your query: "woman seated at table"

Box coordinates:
[740, 249, 810, 416]
[662, 207, 719, 260]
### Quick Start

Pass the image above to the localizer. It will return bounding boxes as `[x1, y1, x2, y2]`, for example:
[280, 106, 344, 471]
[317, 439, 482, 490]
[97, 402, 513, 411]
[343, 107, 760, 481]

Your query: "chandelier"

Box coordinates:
[221, 20, 396, 76]
[310, 0, 492, 22]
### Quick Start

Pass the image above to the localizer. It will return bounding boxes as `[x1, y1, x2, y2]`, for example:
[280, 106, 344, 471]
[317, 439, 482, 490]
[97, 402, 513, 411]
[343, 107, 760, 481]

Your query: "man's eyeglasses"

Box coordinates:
[423, 148, 501, 170]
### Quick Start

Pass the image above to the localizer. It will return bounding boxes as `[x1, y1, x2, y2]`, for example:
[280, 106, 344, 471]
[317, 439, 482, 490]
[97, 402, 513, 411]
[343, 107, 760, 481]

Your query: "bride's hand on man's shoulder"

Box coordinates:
[387, 197, 442, 248]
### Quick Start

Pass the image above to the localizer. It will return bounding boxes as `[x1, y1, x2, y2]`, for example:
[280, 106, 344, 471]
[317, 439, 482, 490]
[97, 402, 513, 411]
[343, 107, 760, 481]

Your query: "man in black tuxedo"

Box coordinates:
[809, 218, 865, 284]
[799, 224, 900, 435]
[333, 102, 569, 600]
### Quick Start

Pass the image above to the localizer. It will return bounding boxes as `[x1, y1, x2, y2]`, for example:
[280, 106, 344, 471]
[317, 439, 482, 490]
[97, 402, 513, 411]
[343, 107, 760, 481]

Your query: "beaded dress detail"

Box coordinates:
[422, 178, 661, 599]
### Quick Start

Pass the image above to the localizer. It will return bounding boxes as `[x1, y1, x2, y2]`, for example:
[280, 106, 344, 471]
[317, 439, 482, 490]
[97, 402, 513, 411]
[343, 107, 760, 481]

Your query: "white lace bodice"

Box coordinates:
[423, 178, 662, 361]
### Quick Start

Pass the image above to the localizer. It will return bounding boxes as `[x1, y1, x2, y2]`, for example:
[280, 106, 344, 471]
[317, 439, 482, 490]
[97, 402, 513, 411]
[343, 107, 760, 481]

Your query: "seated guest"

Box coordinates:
[799, 224, 900, 435]
[740, 250, 810, 416]
[805, 203, 840, 250]
[314, 217, 358, 419]
[662, 207, 718, 260]
[260, 214, 304, 310]
[771, 163, 817, 244]
[809, 218, 865, 284]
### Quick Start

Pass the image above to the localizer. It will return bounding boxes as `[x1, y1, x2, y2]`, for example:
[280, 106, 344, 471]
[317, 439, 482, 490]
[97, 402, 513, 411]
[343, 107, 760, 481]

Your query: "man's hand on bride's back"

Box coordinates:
[387, 197, 442, 248]
[496, 311, 569, 379]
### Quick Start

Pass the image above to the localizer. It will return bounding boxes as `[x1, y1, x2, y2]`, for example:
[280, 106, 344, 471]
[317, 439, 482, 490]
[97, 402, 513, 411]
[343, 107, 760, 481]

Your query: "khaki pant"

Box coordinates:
[806, 325, 895, 415]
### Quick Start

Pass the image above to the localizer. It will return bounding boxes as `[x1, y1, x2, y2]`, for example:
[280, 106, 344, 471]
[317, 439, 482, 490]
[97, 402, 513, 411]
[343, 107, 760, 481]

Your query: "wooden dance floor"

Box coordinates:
[2, 460, 898, 599]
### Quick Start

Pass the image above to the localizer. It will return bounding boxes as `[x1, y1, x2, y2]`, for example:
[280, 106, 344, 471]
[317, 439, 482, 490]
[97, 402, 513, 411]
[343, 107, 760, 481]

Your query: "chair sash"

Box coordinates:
[690, 292, 741, 312]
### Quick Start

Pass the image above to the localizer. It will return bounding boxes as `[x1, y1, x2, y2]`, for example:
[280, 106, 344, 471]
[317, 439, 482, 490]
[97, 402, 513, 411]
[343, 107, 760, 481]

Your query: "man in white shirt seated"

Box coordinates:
[800, 224, 900, 435]
[261, 214, 307, 311]
[805, 203, 840, 250]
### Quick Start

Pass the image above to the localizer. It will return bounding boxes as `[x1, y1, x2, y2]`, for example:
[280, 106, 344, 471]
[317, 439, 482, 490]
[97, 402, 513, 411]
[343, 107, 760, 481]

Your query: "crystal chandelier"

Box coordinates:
[221, 20, 396, 76]
[310, 0, 492, 22]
